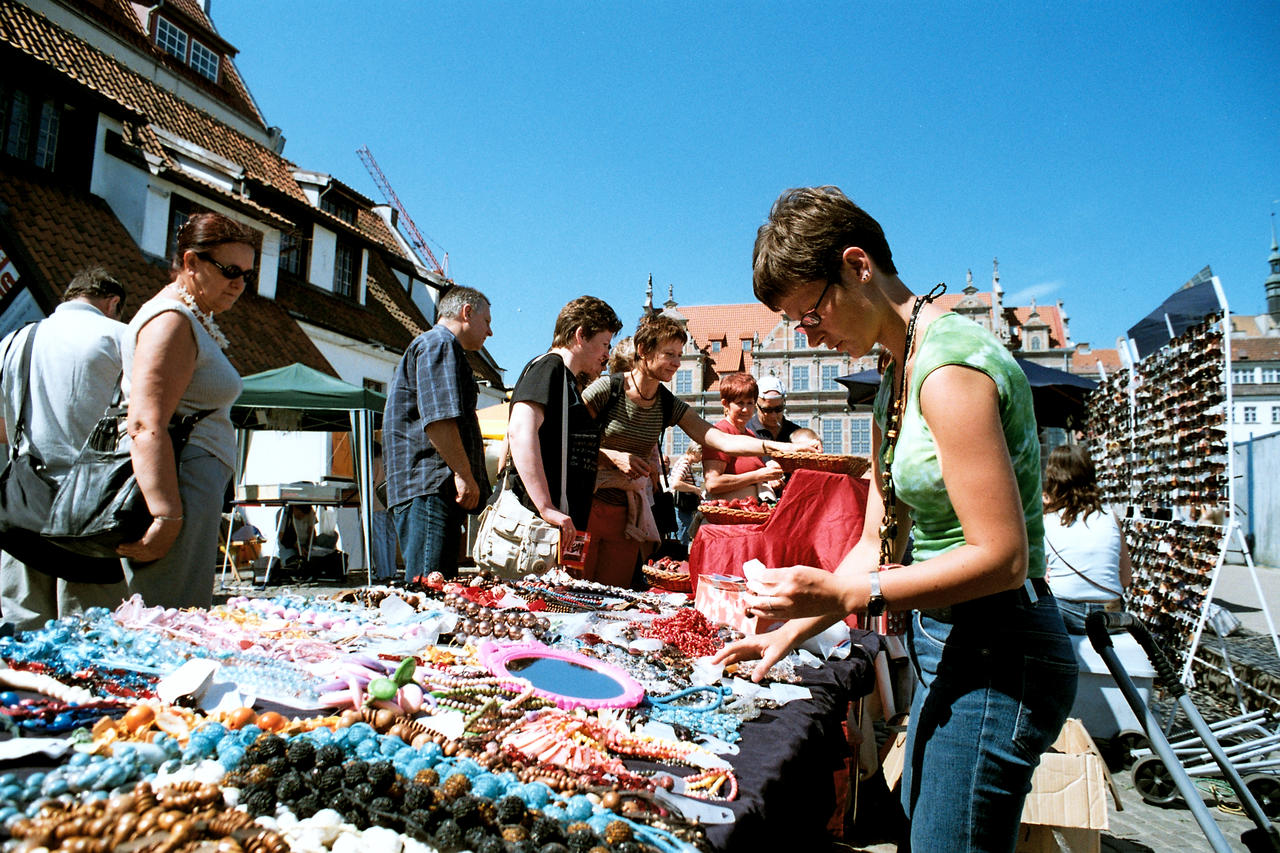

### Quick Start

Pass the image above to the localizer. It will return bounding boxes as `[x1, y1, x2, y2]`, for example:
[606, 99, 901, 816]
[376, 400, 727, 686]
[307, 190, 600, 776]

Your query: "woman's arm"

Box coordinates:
[703, 457, 783, 495]
[118, 312, 197, 561]
[507, 400, 575, 537]
[1116, 515, 1133, 589]
[678, 410, 819, 456]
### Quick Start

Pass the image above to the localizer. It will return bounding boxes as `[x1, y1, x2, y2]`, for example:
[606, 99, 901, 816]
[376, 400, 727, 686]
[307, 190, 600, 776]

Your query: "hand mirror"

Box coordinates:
[478, 641, 644, 710]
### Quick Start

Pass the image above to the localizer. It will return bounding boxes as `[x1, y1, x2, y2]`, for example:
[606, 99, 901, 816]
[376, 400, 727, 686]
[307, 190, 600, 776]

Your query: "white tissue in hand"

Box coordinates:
[742, 559, 768, 593]
[690, 657, 724, 686]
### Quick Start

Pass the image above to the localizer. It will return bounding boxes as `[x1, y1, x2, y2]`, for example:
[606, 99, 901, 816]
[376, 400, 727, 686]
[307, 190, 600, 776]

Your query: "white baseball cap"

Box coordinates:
[757, 375, 786, 399]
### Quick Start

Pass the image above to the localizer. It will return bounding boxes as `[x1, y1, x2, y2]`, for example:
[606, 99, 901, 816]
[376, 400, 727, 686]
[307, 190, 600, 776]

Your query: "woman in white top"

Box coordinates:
[1042, 445, 1132, 634]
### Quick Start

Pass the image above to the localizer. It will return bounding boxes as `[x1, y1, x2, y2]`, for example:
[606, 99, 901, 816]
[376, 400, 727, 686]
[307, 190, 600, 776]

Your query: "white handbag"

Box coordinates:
[471, 358, 569, 579]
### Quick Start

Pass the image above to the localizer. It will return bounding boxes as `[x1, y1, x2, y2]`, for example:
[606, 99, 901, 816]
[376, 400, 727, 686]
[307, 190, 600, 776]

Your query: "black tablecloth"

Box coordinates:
[708, 629, 881, 851]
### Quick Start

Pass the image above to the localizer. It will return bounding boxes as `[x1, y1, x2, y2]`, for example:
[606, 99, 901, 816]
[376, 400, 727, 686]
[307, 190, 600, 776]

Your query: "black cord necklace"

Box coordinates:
[878, 282, 947, 567]
[629, 369, 659, 402]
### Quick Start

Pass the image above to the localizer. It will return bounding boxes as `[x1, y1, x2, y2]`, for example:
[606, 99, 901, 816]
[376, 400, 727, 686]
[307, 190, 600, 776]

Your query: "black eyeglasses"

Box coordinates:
[758, 404, 785, 413]
[196, 251, 257, 287]
[798, 279, 835, 329]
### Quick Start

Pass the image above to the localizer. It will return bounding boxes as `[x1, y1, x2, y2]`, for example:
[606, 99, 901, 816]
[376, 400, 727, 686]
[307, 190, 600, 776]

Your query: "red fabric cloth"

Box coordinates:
[689, 468, 869, 591]
[701, 418, 765, 474]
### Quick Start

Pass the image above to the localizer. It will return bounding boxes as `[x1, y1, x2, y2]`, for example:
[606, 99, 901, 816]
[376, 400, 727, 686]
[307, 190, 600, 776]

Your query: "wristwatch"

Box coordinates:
[867, 568, 888, 617]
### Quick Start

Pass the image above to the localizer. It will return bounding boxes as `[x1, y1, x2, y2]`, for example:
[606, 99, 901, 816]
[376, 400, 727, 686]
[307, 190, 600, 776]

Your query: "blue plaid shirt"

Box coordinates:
[383, 324, 489, 509]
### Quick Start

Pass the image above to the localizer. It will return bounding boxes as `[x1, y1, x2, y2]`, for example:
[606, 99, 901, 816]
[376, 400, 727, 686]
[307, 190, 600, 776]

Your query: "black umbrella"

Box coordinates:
[835, 358, 1096, 429]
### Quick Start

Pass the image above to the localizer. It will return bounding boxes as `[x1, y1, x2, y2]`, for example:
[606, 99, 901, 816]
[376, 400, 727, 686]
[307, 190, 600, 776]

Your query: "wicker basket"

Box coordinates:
[643, 562, 692, 592]
[698, 504, 771, 525]
[771, 451, 870, 477]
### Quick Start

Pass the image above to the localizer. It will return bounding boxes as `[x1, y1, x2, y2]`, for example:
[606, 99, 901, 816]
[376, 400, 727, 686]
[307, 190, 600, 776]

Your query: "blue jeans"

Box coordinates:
[676, 506, 697, 545]
[901, 593, 1077, 852]
[392, 494, 463, 582]
[370, 510, 400, 582]
[1056, 599, 1121, 635]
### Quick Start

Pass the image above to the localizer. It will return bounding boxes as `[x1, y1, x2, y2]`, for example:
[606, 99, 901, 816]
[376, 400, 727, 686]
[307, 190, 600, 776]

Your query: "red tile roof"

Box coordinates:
[934, 292, 1069, 348]
[0, 163, 334, 376]
[1070, 347, 1123, 376]
[672, 302, 785, 389]
[1233, 337, 1280, 361]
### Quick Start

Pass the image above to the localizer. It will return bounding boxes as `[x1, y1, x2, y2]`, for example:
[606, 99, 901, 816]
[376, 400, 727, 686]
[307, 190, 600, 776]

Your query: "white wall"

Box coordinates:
[309, 225, 336, 291]
[89, 116, 152, 247]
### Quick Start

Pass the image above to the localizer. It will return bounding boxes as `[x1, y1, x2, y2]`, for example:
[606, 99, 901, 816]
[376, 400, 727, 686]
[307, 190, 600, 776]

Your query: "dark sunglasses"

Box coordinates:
[196, 251, 257, 287]
[757, 404, 785, 413]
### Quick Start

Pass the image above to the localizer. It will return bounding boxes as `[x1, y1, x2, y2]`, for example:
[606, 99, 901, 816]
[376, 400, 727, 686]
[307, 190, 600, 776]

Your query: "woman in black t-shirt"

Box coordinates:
[507, 296, 622, 539]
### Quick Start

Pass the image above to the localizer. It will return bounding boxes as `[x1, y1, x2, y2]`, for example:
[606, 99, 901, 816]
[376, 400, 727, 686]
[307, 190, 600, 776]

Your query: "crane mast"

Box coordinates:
[356, 145, 448, 279]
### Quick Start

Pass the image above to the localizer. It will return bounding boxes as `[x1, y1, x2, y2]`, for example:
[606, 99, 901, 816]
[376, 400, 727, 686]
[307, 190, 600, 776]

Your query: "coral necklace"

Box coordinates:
[174, 283, 229, 349]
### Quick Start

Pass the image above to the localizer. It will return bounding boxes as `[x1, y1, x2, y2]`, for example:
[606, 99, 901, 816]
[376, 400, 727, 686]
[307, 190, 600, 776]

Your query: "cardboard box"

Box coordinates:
[1017, 719, 1119, 853]
[881, 719, 1117, 853]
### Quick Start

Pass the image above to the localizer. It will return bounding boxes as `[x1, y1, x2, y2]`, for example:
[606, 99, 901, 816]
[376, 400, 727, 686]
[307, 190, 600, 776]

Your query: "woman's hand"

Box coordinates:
[784, 435, 823, 454]
[712, 630, 798, 684]
[540, 507, 575, 541]
[741, 564, 856, 621]
[602, 448, 651, 479]
[117, 516, 183, 563]
[756, 460, 784, 487]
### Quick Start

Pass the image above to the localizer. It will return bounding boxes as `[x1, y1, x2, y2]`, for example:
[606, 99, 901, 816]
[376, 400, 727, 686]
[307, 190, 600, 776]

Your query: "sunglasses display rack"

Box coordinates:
[1084, 309, 1279, 695]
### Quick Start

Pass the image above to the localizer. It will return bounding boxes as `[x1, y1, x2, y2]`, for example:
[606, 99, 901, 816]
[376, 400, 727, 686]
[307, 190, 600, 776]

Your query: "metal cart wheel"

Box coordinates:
[1113, 729, 1151, 770]
[1243, 773, 1280, 820]
[1132, 755, 1180, 806]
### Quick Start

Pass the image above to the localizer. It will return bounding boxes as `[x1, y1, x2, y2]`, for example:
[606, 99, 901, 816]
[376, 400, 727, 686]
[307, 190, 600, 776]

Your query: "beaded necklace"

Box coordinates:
[173, 282, 229, 349]
[877, 282, 947, 569]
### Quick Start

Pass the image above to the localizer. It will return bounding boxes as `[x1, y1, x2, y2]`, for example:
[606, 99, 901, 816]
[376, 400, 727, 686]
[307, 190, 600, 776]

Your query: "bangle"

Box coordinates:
[154, 515, 183, 522]
[760, 440, 769, 455]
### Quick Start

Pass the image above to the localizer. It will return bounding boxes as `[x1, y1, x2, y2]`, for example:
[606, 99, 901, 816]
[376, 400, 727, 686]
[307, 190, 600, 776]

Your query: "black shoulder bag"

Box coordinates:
[0, 325, 123, 582]
[42, 380, 212, 559]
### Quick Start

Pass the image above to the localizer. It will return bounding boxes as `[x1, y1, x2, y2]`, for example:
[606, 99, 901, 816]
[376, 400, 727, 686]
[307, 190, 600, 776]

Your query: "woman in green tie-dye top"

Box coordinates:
[715, 187, 1077, 852]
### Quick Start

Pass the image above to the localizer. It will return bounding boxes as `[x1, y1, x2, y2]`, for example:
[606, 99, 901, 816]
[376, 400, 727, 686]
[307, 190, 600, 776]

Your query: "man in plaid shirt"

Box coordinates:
[383, 286, 493, 582]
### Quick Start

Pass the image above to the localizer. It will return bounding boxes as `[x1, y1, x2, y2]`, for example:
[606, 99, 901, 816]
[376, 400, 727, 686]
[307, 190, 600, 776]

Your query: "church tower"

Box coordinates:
[1267, 215, 1280, 320]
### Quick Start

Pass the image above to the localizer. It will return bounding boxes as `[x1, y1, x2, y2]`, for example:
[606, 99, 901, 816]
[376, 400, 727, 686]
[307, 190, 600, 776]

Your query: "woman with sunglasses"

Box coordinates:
[117, 212, 254, 608]
[715, 187, 1076, 851]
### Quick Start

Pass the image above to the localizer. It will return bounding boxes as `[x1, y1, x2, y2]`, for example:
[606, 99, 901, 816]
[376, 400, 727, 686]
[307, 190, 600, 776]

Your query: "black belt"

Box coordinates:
[920, 577, 1052, 623]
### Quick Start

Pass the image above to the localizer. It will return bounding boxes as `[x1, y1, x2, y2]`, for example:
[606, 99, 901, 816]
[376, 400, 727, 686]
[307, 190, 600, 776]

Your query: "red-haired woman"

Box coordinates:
[701, 372, 784, 500]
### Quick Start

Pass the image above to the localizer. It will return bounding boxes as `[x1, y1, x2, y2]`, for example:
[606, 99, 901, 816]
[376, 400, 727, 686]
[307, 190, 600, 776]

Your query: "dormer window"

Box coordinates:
[321, 195, 357, 225]
[154, 16, 220, 83]
[189, 41, 220, 83]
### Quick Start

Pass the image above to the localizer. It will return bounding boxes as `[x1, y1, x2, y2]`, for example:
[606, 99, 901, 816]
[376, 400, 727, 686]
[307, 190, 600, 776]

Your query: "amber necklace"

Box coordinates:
[878, 282, 946, 567]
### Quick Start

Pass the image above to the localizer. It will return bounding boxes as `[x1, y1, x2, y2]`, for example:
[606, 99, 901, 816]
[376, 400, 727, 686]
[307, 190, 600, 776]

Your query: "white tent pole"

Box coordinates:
[350, 409, 374, 585]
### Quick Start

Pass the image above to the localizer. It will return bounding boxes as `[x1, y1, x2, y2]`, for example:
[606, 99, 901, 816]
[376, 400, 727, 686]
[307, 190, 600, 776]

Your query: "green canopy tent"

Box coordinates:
[230, 364, 386, 584]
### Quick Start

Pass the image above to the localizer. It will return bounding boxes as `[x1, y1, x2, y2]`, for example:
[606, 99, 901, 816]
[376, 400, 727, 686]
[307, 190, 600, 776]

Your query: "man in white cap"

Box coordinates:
[747, 375, 803, 444]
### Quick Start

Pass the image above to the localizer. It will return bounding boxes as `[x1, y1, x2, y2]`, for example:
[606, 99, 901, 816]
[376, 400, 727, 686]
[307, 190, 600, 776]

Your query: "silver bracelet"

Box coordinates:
[154, 515, 184, 522]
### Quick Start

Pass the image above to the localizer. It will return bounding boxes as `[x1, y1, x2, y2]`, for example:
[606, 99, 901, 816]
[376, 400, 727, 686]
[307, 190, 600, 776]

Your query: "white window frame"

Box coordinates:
[674, 369, 692, 395]
[790, 365, 809, 392]
[1261, 367, 1280, 384]
[850, 416, 872, 455]
[821, 419, 843, 454]
[155, 17, 188, 61]
[1233, 370, 1255, 384]
[821, 364, 841, 390]
[793, 329, 807, 349]
[1243, 406, 1257, 424]
[189, 40, 220, 82]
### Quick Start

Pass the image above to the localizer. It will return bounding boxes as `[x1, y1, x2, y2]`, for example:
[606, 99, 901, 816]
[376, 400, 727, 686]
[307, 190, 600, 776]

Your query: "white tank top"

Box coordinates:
[1043, 509, 1124, 602]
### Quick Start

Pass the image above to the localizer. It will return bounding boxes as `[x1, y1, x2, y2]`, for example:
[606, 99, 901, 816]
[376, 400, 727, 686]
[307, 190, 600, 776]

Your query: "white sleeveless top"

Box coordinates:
[122, 296, 242, 470]
[1043, 509, 1124, 602]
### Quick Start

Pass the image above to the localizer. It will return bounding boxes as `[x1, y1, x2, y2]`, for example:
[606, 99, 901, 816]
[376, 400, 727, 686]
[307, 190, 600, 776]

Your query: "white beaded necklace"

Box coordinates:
[174, 283, 229, 350]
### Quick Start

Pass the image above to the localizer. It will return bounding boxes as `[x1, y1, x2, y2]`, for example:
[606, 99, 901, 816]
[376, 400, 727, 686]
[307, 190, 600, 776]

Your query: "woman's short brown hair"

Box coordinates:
[752, 186, 897, 311]
[171, 212, 260, 273]
[551, 296, 622, 348]
[1043, 445, 1103, 526]
[718, 372, 758, 405]
[634, 313, 688, 358]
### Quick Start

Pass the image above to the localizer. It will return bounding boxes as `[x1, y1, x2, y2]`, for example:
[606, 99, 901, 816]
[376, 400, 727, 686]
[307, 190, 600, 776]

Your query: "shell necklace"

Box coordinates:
[174, 282, 229, 349]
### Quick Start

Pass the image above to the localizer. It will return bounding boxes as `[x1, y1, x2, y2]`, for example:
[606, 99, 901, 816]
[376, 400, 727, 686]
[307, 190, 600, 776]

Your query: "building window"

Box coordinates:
[850, 416, 872, 455]
[821, 364, 841, 390]
[1233, 369, 1254, 384]
[741, 339, 752, 352]
[1029, 335, 1044, 351]
[278, 229, 307, 277]
[189, 40, 220, 82]
[671, 429, 690, 457]
[321, 194, 357, 225]
[334, 242, 357, 298]
[821, 419, 843, 454]
[1243, 406, 1257, 424]
[791, 365, 809, 392]
[165, 195, 212, 264]
[1261, 368, 1280, 384]
[674, 369, 692, 394]
[34, 100, 58, 170]
[1273, 406, 1280, 425]
[155, 17, 188, 61]
[3, 89, 31, 160]
[793, 329, 807, 350]
[711, 341, 721, 352]
[362, 378, 385, 394]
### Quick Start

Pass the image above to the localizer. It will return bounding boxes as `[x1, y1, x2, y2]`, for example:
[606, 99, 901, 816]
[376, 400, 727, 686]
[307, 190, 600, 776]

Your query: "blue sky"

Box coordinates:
[216, 1, 1278, 379]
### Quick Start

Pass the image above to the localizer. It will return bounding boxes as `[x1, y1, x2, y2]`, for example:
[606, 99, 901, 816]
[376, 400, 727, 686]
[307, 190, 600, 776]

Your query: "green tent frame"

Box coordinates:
[230, 364, 386, 584]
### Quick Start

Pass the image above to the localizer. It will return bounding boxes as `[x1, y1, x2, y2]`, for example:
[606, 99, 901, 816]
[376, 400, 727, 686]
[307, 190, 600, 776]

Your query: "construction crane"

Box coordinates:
[356, 145, 449, 279]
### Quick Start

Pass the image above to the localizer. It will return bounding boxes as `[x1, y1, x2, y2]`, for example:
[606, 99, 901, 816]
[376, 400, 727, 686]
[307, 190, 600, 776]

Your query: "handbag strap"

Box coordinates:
[2, 323, 39, 455]
[1045, 535, 1123, 599]
[559, 367, 569, 515]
